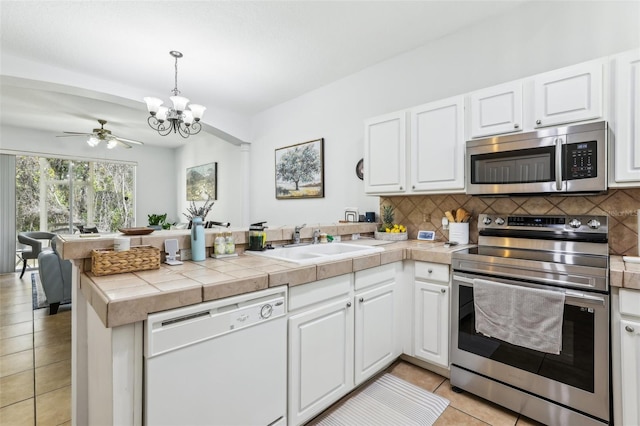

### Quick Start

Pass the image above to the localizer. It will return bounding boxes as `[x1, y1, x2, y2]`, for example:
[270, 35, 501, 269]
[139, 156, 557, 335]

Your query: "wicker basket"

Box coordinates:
[91, 246, 161, 276]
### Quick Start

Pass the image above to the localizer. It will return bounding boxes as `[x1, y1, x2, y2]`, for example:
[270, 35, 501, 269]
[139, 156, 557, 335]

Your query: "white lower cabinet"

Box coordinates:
[288, 263, 400, 425]
[413, 262, 450, 368]
[354, 263, 401, 385]
[288, 295, 354, 426]
[618, 288, 640, 425]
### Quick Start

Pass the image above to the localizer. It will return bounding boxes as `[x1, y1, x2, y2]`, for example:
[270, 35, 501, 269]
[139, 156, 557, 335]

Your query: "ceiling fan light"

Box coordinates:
[189, 104, 206, 121]
[143, 97, 163, 115]
[87, 135, 100, 147]
[156, 106, 169, 122]
[106, 139, 118, 149]
[170, 95, 189, 113]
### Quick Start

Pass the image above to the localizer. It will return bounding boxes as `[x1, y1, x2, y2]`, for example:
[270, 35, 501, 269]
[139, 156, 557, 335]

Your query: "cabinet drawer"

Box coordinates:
[354, 263, 397, 291]
[620, 288, 640, 318]
[289, 274, 352, 312]
[415, 262, 449, 283]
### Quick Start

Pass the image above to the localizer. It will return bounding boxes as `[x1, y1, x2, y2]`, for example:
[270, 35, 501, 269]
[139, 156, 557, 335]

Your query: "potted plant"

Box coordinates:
[148, 213, 172, 230]
[375, 205, 408, 241]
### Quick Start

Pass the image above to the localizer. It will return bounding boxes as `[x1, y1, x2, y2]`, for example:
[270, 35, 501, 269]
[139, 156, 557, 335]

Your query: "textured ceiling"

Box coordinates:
[0, 1, 527, 147]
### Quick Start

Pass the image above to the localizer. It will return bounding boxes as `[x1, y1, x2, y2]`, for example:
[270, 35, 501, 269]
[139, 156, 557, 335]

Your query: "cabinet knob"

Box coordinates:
[412, 185, 415, 189]
[536, 119, 542, 125]
[359, 297, 364, 303]
[399, 186, 403, 190]
[427, 269, 433, 274]
[626, 325, 635, 333]
[514, 123, 519, 129]
[441, 288, 446, 293]
[346, 302, 352, 308]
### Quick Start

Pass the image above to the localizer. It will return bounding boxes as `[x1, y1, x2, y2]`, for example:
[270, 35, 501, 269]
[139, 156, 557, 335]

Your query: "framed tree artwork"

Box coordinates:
[275, 138, 324, 199]
[186, 162, 217, 201]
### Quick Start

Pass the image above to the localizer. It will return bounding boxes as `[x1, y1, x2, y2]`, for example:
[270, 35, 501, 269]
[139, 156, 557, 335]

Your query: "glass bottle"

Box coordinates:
[214, 233, 226, 256]
[225, 232, 235, 254]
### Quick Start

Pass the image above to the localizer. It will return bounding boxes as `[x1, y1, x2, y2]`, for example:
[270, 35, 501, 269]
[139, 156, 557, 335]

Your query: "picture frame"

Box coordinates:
[186, 162, 217, 201]
[275, 138, 324, 199]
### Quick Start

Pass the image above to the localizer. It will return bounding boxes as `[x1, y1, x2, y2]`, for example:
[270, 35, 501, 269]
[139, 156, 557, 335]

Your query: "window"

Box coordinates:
[16, 155, 135, 233]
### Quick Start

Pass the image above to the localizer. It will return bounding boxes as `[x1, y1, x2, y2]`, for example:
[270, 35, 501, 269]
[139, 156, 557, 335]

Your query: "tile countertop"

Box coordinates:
[610, 255, 640, 290]
[78, 240, 473, 328]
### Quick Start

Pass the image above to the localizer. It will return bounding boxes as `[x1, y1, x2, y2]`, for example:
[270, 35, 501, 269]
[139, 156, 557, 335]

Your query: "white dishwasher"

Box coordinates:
[144, 286, 287, 426]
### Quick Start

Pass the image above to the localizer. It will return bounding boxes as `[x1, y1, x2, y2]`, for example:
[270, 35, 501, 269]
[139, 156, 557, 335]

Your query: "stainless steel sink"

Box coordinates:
[245, 242, 384, 265]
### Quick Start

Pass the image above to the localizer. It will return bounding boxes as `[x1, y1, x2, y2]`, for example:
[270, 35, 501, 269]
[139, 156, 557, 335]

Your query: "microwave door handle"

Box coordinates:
[555, 137, 564, 191]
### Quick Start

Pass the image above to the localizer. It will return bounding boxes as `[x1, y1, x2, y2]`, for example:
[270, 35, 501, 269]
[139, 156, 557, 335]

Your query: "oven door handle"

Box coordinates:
[453, 275, 606, 307]
[564, 290, 606, 306]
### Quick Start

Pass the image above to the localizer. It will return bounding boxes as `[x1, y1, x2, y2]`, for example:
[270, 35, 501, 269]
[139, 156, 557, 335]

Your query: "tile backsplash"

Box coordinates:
[380, 188, 640, 255]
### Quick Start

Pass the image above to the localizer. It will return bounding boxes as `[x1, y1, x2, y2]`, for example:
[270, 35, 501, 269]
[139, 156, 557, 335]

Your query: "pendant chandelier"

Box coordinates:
[144, 51, 206, 138]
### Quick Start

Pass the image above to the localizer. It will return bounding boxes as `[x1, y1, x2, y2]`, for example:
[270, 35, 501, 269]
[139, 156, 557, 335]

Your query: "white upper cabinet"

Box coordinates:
[610, 49, 640, 185]
[364, 111, 407, 194]
[531, 59, 604, 128]
[469, 81, 523, 138]
[409, 96, 465, 192]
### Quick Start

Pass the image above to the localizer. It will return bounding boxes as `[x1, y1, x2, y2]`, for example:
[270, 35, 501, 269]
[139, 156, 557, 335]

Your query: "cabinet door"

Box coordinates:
[532, 59, 603, 128]
[409, 96, 465, 192]
[470, 81, 523, 138]
[364, 111, 407, 194]
[620, 319, 640, 426]
[288, 297, 354, 426]
[612, 49, 640, 184]
[354, 282, 397, 386]
[414, 281, 449, 367]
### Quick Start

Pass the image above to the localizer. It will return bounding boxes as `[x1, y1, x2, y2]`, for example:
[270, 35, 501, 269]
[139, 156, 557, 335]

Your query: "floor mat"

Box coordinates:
[313, 373, 449, 426]
[32, 272, 49, 309]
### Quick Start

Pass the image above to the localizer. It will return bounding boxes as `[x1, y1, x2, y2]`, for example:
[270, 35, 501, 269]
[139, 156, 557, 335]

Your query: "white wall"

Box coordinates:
[175, 133, 245, 226]
[248, 1, 640, 226]
[0, 125, 177, 227]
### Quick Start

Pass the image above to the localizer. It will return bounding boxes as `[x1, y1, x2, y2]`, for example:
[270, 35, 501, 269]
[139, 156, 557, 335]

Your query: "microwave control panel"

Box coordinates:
[565, 140, 597, 180]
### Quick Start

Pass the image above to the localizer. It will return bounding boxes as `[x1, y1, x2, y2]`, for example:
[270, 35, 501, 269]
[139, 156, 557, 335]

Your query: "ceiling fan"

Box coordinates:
[57, 119, 144, 149]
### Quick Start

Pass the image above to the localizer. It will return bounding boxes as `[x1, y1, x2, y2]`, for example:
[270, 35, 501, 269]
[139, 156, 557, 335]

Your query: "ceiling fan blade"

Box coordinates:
[116, 140, 133, 149]
[113, 136, 144, 146]
[60, 131, 92, 136]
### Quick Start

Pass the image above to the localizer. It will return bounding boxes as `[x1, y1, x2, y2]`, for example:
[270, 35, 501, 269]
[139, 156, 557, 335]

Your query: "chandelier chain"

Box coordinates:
[172, 55, 180, 96]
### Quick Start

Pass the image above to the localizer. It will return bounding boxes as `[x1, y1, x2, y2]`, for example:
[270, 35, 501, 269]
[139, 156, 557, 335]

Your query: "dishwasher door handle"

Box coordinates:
[161, 310, 210, 327]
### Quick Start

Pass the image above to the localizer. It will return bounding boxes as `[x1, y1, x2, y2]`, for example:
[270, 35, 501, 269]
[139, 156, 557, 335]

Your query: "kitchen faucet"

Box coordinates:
[293, 224, 306, 244]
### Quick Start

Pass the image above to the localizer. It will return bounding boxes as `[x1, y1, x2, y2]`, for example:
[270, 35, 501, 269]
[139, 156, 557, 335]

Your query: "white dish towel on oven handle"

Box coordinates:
[473, 278, 565, 355]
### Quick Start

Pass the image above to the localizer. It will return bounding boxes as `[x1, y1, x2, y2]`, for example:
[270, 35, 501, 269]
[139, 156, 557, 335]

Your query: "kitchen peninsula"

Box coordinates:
[56, 224, 470, 425]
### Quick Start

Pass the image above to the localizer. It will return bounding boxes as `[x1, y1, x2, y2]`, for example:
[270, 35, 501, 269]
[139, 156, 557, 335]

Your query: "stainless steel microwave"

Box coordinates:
[466, 121, 607, 195]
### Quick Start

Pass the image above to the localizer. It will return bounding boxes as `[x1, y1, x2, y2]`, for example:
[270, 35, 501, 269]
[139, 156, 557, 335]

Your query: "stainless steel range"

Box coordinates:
[451, 214, 610, 426]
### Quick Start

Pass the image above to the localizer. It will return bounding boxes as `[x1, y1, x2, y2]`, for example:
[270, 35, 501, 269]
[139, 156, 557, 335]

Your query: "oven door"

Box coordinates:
[451, 271, 609, 422]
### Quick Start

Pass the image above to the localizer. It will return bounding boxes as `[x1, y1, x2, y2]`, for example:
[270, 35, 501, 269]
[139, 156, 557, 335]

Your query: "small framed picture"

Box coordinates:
[417, 230, 436, 241]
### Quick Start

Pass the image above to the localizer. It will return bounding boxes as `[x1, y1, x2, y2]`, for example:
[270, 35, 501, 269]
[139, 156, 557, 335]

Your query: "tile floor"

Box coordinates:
[0, 272, 71, 426]
[1, 270, 543, 426]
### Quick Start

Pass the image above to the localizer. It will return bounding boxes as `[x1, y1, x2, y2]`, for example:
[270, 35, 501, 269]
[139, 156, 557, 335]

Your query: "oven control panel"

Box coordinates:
[478, 214, 608, 234]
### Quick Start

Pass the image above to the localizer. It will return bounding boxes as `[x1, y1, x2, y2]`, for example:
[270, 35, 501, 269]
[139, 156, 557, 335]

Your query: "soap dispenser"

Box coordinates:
[190, 216, 206, 261]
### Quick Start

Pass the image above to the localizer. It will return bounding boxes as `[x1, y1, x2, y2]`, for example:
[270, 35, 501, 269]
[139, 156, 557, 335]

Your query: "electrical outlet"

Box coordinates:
[180, 248, 192, 261]
[352, 233, 360, 240]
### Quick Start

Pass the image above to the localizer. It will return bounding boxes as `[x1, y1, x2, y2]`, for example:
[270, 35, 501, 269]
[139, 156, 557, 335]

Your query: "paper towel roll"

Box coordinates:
[114, 237, 130, 252]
